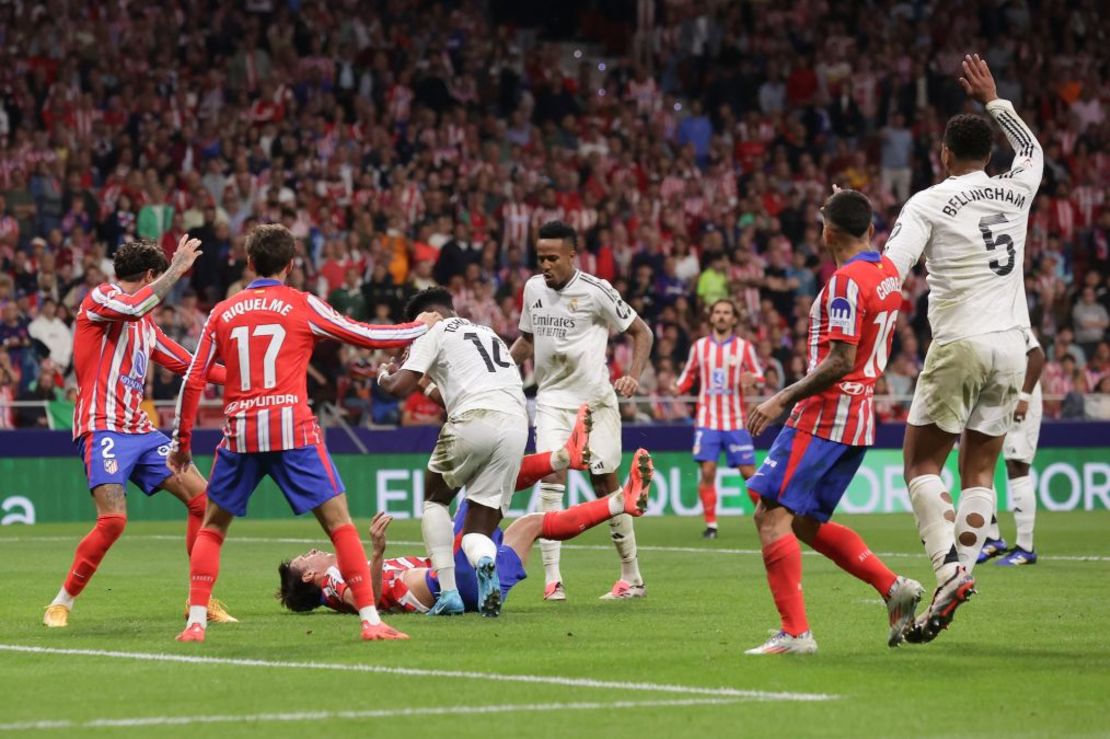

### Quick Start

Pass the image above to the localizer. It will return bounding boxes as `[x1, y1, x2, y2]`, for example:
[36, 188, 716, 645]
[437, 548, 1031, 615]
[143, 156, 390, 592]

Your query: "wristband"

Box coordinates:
[376, 368, 392, 386]
[1018, 391, 1031, 403]
[424, 382, 438, 397]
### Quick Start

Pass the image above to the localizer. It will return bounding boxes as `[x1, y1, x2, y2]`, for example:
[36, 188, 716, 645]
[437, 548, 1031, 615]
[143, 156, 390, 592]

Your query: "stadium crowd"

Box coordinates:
[0, 0, 1107, 429]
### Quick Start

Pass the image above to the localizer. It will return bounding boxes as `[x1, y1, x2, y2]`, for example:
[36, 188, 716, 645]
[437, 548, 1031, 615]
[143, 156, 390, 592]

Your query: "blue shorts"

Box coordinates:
[206, 444, 345, 517]
[745, 426, 866, 522]
[693, 427, 756, 467]
[77, 430, 173, 495]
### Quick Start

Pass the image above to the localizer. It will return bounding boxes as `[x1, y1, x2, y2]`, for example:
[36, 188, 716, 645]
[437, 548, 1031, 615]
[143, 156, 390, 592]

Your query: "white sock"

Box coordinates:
[51, 587, 76, 609]
[955, 486, 995, 574]
[909, 474, 959, 586]
[187, 605, 208, 629]
[986, 510, 1001, 541]
[550, 447, 570, 471]
[607, 490, 624, 517]
[539, 483, 564, 584]
[422, 500, 457, 591]
[607, 488, 641, 585]
[1010, 475, 1036, 551]
[358, 605, 382, 626]
[460, 532, 498, 568]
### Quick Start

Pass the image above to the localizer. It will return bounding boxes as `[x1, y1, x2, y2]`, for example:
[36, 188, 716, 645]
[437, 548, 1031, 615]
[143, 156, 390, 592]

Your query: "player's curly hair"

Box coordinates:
[944, 113, 993, 162]
[113, 240, 169, 282]
[247, 223, 296, 278]
[538, 220, 578, 249]
[405, 286, 454, 321]
[276, 561, 324, 612]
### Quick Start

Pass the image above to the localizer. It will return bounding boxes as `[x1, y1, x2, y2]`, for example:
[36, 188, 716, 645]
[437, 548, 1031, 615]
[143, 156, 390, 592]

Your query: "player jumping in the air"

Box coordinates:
[510, 220, 655, 602]
[744, 189, 924, 655]
[377, 287, 531, 617]
[673, 298, 764, 538]
[883, 55, 1043, 643]
[43, 237, 236, 628]
[170, 224, 439, 643]
[979, 327, 1045, 566]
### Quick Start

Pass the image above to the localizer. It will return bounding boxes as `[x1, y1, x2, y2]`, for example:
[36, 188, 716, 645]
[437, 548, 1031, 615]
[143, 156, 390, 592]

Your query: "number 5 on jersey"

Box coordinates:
[230, 324, 287, 391]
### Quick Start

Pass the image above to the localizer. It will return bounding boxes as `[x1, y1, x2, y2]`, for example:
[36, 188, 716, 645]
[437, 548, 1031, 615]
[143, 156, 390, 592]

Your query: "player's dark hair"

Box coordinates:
[944, 113, 993, 162]
[405, 286, 454, 321]
[537, 220, 578, 250]
[247, 224, 296, 278]
[276, 561, 323, 612]
[821, 189, 874, 239]
[113, 240, 169, 282]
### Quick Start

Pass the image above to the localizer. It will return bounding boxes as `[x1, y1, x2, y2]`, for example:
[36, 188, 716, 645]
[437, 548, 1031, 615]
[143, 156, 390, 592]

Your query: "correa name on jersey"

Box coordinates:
[219, 296, 294, 322]
[941, 186, 1027, 217]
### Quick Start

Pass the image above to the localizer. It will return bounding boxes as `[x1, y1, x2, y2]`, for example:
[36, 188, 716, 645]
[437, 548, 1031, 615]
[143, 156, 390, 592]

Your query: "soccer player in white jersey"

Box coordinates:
[979, 327, 1045, 567]
[378, 287, 530, 617]
[510, 220, 655, 601]
[883, 55, 1043, 643]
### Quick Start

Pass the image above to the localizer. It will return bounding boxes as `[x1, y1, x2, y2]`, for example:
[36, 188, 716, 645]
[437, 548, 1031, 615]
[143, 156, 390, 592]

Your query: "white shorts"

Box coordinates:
[427, 409, 529, 514]
[535, 396, 622, 475]
[908, 329, 1026, 438]
[1003, 394, 1043, 464]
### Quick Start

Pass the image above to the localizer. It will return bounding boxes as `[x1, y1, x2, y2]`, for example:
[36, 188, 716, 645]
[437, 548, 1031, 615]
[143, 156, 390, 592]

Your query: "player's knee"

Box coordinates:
[97, 513, 127, 542]
[1007, 460, 1030, 479]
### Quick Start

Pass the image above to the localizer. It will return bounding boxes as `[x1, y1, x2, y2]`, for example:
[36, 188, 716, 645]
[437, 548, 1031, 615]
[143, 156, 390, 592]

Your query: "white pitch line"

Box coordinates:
[0, 698, 739, 732]
[0, 645, 836, 703]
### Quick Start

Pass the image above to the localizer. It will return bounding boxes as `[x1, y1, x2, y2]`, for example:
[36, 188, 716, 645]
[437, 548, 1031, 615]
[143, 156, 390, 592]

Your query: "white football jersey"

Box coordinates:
[402, 317, 525, 417]
[520, 271, 637, 409]
[884, 99, 1043, 345]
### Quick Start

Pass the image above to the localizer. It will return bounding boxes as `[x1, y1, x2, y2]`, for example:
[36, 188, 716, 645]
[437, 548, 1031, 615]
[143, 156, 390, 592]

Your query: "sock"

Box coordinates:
[538, 483, 564, 584]
[955, 486, 995, 573]
[1009, 475, 1036, 551]
[185, 492, 207, 555]
[61, 513, 127, 599]
[50, 586, 76, 609]
[422, 500, 457, 592]
[330, 523, 381, 626]
[540, 497, 612, 540]
[909, 474, 959, 586]
[186, 527, 224, 628]
[698, 483, 718, 527]
[460, 532, 499, 567]
[515, 451, 556, 491]
[986, 512, 1001, 542]
[762, 534, 808, 636]
[809, 521, 897, 596]
[607, 487, 642, 585]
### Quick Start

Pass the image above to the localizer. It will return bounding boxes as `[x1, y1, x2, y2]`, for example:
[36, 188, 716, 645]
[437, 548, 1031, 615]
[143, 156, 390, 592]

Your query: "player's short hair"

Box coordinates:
[944, 113, 993, 162]
[537, 220, 578, 250]
[709, 298, 739, 317]
[113, 240, 169, 282]
[276, 561, 323, 612]
[247, 224, 296, 278]
[821, 189, 873, 238]
[405, 286, 454, 321]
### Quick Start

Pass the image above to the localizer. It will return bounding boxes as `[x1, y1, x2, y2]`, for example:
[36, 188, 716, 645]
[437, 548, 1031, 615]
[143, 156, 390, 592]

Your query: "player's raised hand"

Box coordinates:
[369, 511, 392, 557]
[414, 311, 442, 329]
[747, 393, 787, 437]
[614, 374, 640, 397]
[167, 446, 192, 476]
[170, 235, 203, 272]
[959, 53, 998, 105]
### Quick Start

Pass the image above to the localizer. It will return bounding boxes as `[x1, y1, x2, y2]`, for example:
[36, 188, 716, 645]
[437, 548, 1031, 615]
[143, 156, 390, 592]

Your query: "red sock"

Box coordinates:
[63, 513, 127, 597]
[330, 523, 376, 610]
[188, 528, 224, 607]
[515, 451, 554, 491]
[185, 492, 207, 556]
[762, 534, 809, 636]
[809, 521, 897, 596]
[698, 484, 718, 526]
[540, 497, 612, 540]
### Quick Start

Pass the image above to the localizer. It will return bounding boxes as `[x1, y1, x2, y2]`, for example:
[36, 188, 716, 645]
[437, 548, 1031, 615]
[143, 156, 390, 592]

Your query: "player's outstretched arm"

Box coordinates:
[86, 236, 203, 322]
[377, 363, 423, 398]
[614, 317, 654, 397]
[305, 293, 438, 349]
[673, 343, 699, 395]
[748, 341, 856, 436]
[368, 512, 392, 608]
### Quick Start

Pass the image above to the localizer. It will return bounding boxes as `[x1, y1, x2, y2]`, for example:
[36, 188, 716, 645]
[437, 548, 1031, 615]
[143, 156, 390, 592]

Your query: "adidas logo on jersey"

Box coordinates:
[532, 299, 543, 309]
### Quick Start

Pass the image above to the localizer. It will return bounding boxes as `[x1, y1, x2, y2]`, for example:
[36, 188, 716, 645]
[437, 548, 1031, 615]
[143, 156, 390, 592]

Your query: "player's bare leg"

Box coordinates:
[422, 471, 465, 615]
[44, 484, 127, 627]
[698, 459, 719, 538]
[177, 500, 235, 643]
[745, 499, 816, 655]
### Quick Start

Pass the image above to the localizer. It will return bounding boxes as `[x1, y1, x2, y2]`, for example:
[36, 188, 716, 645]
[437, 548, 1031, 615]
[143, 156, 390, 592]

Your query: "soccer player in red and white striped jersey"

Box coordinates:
[673, 299, 764, 538]
[169, 224, 440, 644]
[43, 237, 236, 629]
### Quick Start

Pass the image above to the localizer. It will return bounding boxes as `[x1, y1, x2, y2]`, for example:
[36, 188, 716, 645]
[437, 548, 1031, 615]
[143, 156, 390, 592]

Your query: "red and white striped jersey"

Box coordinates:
[500, 201, 533, 249]
[675, 335, 764, 431]
[72, 283, 227, 440]
[320, 557, 431, 614]
[787, 253, 902, 446]
[174, 279, 429, 454]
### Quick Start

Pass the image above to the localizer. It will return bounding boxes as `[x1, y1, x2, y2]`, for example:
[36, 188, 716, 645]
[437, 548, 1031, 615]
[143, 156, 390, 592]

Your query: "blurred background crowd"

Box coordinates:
[0, 0, 1107, 429]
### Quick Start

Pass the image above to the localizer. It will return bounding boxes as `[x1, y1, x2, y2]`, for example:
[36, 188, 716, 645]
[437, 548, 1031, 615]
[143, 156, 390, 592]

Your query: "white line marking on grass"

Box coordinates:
[0, 645, 836, 703]
[0, 698, 738, 732]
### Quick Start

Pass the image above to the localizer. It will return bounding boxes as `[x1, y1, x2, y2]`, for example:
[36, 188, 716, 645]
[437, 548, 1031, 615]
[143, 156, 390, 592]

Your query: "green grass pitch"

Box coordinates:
[2, 512, 1108, 737]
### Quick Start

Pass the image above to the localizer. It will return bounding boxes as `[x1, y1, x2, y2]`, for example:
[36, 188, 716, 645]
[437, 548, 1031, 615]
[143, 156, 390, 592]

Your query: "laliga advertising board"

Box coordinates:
[1, 447, 1108, 525]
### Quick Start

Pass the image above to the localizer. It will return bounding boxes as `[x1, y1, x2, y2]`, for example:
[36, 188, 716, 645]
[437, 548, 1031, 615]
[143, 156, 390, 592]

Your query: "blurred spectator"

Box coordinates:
[27, 298, 72, 370]
[329, 268, 369, 321]
[1073, 287, 1109, 356]
[401, 390, 446, 426]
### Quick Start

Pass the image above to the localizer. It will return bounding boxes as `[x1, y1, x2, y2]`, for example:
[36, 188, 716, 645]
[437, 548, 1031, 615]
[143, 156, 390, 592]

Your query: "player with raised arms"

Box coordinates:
[169, 224, 439, 643]
[883, 55, 1043, 643]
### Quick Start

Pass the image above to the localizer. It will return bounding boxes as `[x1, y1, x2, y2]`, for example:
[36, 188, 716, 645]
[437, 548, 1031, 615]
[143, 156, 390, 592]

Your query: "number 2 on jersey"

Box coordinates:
[229, 324, 287, 391]
[464, 332, 512, 373]
[979, 214, 1016, 276]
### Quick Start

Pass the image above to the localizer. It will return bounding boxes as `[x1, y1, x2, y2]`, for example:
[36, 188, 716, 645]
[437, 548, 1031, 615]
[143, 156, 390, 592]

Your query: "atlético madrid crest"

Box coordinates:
[104, 459, 118, 475]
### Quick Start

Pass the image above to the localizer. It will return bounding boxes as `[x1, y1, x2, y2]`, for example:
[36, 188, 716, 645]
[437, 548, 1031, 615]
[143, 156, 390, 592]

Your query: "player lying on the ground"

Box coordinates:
[743, 189, 924, 655]
[43, 237, 236, 628]
[277, 448, 654, 615]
